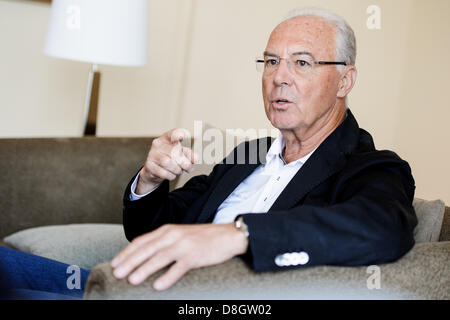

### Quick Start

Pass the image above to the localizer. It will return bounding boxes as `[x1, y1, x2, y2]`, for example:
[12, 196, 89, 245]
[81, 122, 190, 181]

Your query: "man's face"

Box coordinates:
[262, 16, 343, 133]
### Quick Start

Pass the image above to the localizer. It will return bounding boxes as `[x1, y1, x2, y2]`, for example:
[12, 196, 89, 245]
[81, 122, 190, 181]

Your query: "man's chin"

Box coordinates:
[270, 119, 296, 131]
[270, 119, 308, 132]
[268, 111, 301, 130]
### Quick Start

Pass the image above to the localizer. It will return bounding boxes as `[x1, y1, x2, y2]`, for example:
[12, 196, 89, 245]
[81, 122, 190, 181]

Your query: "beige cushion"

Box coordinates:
[3, 224, 128, 269]
[413, 198, 445, 243]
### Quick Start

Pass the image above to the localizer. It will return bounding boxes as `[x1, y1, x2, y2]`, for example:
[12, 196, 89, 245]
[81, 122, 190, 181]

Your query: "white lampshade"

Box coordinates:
[44, 0, 148, 66]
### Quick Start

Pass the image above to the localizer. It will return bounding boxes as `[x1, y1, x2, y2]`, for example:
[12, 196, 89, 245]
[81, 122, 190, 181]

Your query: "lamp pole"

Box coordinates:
[83, 63, 100, 136]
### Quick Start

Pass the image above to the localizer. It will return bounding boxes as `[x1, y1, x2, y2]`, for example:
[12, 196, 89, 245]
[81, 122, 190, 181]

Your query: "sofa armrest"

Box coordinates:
[84, 241, 450, 300]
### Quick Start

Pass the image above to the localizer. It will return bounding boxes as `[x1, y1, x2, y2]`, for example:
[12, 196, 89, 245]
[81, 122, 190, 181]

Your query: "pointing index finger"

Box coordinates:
[170, 128, 190, 144]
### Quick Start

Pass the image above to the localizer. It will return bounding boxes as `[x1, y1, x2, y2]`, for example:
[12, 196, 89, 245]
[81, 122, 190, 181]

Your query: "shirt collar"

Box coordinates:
[266, 134, 316, 166]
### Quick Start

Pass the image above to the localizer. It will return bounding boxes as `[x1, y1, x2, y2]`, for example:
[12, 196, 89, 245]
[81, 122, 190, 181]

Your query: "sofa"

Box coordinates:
[0, 137, 449, 299]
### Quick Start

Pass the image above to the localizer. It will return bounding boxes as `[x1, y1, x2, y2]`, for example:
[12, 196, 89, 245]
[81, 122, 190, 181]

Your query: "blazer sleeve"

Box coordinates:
[239, 158, 418, 272]
[122, 164, 224, 241]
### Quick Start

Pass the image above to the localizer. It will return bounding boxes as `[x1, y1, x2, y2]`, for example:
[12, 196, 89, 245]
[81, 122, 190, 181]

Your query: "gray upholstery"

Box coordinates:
[4, 224, 128, 269]
[413, 198, 446, 242]
[0, 137, 153, 239]
[84, 242, 450, 300]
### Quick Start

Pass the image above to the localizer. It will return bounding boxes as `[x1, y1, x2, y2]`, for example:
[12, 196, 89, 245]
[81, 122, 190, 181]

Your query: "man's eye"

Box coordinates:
[296, 60, 310, 67]
[266, 59, 279, 66]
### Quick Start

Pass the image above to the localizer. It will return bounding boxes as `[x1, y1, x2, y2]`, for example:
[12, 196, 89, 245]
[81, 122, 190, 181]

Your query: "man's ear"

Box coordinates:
[337, 66, 357, 98]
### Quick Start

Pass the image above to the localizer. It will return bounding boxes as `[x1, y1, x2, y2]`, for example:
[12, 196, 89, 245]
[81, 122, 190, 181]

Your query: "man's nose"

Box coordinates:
[273, 59, 294, 86]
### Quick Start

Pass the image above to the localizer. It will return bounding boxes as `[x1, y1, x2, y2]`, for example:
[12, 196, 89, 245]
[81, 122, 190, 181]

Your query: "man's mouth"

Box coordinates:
[272, 99, 293, 107]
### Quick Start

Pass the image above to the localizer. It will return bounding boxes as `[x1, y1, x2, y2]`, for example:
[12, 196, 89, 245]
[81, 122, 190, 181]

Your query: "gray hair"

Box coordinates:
[284, 7, 356, 69]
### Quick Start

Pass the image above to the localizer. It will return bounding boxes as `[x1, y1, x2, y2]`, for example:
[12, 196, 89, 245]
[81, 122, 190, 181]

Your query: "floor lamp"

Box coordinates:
[43, 0, 148, 136]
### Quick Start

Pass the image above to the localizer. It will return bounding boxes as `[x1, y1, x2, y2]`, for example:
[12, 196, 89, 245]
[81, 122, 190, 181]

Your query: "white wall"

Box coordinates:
[0, 0, 192, 136]
[394, 0, 450, 204]
[179, 0, 415, 151]
[0, 0, 449, 203]
[0, 0, 88, 136]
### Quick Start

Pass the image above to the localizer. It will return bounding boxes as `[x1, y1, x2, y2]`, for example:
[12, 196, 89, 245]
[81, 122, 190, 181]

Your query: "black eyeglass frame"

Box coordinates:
[255, 58, 347, 66]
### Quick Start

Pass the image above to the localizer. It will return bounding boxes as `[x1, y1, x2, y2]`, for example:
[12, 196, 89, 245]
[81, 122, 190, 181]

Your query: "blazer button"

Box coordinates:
[275, 253, 288, 266]
[294, 251, 309, 265]
[274, 251, 309, 266]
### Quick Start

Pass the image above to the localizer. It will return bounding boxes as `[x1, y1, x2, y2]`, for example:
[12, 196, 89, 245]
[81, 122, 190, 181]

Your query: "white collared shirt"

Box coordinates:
[130, 135, 315, 224]
[212, 135, 315, 224]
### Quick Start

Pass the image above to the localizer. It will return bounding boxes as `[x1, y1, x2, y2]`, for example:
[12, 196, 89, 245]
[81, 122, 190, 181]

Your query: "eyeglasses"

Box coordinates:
[256, 53, 347, 76]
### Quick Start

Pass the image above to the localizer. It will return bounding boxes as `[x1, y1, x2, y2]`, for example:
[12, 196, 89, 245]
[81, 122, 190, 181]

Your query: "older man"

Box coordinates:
[111, 8, 417, 291]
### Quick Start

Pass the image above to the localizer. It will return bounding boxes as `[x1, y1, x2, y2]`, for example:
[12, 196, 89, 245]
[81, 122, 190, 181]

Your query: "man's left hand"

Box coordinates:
[110, 223, 249, 290]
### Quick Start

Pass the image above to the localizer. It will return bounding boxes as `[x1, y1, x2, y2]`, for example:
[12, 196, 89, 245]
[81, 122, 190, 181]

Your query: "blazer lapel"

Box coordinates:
[196, 137, 273, 223]
[268, 144, 346, 211]
[270, 109, 360, 211]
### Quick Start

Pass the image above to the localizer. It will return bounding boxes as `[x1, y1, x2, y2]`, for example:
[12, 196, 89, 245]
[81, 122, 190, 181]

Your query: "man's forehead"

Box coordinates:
[266, 15, 336, 56]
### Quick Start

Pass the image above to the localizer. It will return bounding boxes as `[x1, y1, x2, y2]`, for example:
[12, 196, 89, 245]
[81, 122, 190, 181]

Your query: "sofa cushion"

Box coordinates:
[0, 239, 15, 249]
[3, 224, 129, 270]
[412, 198, 445, 243]
[2, 199, 445, 270]
[85, 242, 450, 300]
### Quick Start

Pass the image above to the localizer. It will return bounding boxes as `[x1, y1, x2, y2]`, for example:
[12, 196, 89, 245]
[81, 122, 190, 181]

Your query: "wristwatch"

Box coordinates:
[235, 216, 249, 237]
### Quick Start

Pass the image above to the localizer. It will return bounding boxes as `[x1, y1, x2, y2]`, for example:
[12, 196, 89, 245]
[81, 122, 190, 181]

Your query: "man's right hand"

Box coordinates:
[136, 128, 197, 195]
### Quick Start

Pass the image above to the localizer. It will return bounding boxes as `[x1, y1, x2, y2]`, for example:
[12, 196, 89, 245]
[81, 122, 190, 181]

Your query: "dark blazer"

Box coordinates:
[123, 109, 417, 272]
